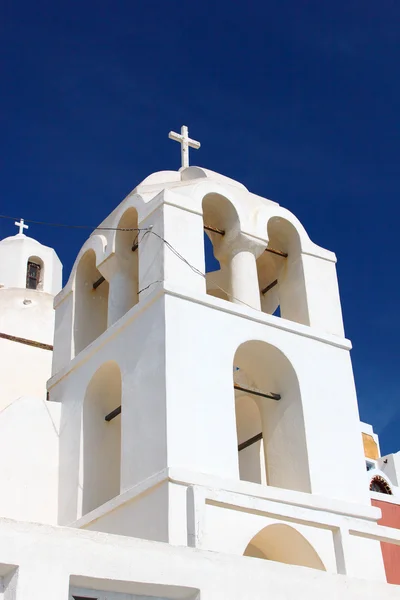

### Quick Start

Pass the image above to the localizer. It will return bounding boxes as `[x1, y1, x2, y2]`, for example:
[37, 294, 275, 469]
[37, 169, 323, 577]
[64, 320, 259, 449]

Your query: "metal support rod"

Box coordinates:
[234, 383, 280, 401]
[261, 279, 278, 295]
[204, 224, 225, 236]
[105, 386, 279, 422]
[105, 405, 121, 421]
[93, 275, 105, 290]
[265, 247, 288, 258]
[202, 229, 287, 259]
[0, 331, 53, 351]
[238, 432, 263, 452]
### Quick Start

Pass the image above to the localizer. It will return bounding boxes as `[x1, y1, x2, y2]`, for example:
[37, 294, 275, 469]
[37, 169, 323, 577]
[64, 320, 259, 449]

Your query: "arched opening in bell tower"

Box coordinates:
[233, 340, 311, 493]
[82, 361, 122, 515]
[26, 255, 44, 290]
[74, 249, 109, 356]
[202, 193, 239, 303]
[257, 217, 308, 325]
[113, 207, 140, 318]
[244, 523, 326, 571]
[256, 244, 282, 318]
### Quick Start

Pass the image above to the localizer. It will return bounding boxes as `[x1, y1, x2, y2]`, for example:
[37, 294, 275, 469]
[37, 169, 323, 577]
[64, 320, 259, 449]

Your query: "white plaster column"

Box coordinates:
[228, 248, 260, 310]
[107, 269, 134, 326]
[333, 527, 352, 575]
[333, 527, 386, 581]
[98, 254, 138, 327]
[221, 236, 264, 311]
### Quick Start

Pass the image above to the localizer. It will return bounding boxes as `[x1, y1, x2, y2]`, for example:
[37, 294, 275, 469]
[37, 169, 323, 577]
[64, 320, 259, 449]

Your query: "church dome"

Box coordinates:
[0, 233, 42, 245]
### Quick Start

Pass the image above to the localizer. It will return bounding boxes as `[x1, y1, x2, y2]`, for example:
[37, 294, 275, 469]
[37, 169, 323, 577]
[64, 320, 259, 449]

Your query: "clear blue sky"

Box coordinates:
[1, 2, 399, 454]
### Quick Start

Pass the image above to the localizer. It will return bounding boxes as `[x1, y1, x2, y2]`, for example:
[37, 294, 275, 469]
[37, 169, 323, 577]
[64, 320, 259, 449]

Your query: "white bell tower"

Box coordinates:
[49, 135, 387, 581]
[0, 221, 62, 409]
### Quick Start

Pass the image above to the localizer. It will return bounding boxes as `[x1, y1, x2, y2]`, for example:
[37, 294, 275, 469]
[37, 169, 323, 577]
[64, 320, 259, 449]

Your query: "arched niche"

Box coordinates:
[233, 341, 311, 493]
[74, 249, 109, 356]
[82, 361, 122, 515]
[112, 207, 140, 320]
[202, 193, 239, 303]
[26, 255, 44, 290]
[257, 217, 308, 325]
[244, 523, 326, 571]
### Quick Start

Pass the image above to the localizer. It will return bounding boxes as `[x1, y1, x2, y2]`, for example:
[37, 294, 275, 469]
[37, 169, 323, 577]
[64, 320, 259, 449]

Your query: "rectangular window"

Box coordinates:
[26, 261, 41, 289]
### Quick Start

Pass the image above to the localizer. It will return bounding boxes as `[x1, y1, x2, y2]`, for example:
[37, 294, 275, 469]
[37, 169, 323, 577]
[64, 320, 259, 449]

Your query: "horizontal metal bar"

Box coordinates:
[234, 383, 280, 401]
[265, 247, 288, 258]
[105, 405, 121, 421]
[204, 224, 225, 236]
[203, 229, 286, 257]
[238, 432, 263, 452]
[0, 331, 53, 351]
[93, 275, 105, 290]
[261, 279, 278, 295]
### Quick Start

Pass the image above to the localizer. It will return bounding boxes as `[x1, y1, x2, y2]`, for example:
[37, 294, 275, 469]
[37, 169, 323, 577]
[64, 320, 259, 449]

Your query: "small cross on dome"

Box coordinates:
[15, 218, 29, 235]
[168, 125, 200, 169]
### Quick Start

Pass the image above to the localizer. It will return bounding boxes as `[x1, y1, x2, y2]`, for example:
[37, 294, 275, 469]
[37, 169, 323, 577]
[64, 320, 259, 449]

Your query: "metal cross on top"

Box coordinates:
[15, 218, 29, 235]
[168, 125, 200, 169]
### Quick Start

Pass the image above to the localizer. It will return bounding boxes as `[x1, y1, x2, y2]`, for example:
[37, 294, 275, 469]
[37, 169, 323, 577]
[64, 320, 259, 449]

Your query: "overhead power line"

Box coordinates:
[0, 214, 148, 232]
[0, 214, 277, 311]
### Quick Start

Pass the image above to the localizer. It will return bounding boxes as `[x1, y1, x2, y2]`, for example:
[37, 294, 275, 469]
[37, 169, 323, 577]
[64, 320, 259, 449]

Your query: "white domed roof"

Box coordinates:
[0, 233, 42, 245]
[134, 166, 248, 193]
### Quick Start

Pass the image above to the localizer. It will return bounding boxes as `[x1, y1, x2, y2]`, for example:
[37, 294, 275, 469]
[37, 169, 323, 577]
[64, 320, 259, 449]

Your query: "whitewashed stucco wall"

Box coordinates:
[0, 397, 60, 524]
[0, 289, 55, 411]
[0, 518, 398, 600]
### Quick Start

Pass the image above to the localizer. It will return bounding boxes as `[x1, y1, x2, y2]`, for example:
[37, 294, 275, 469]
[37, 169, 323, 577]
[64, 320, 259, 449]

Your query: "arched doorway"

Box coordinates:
[233, 340, 310, 493]
[82, 361, 122, 515]
[244, 523, 326, 571]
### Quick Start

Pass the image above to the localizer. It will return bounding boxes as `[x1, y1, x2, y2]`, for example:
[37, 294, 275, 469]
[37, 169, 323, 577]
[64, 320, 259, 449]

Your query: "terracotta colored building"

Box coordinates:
[362, 422, 400, 584]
